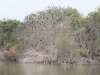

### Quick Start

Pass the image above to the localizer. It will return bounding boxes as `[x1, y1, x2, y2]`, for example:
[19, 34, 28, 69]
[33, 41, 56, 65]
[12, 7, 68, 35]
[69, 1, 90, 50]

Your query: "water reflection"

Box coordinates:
[0, 62, 23, 75]
[0, 62, 100, 75]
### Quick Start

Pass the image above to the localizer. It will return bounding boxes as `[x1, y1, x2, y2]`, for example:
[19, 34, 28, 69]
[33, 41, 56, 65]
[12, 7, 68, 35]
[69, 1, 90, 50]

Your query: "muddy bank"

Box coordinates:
[0, 49, 99, 66]
[15, 48, 99, 65]
[58, 57, 99, 66]
[15, 49, 54, 64]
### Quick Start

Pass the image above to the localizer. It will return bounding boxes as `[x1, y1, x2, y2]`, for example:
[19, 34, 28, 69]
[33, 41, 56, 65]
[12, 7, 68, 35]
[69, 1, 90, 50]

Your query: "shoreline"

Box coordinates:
[0, 50, 100, 66]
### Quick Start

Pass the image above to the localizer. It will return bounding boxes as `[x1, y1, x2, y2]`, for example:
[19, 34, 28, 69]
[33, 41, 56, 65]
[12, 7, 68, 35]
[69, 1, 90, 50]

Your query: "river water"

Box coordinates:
[0, 62, 100, 75]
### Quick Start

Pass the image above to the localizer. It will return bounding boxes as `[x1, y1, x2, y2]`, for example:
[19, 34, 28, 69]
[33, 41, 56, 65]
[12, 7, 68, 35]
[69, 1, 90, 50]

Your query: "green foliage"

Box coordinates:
[74, 48, 85, 57]
[71, 7, 100, 60]
[56, 34, 76, 60]
[0, 19, 22, 61]
[0, 19, 21, 50]
[1, 6, 100, 61]
[0, 19, 21, 34]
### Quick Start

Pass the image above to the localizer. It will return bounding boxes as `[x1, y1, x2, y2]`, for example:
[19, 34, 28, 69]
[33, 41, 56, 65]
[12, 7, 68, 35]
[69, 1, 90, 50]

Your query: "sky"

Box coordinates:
[0, 0, 100, 21]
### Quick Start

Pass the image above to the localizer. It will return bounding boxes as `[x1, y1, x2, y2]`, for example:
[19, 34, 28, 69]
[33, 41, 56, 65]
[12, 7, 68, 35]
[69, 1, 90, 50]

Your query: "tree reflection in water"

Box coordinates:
[0, 62, 100, 75]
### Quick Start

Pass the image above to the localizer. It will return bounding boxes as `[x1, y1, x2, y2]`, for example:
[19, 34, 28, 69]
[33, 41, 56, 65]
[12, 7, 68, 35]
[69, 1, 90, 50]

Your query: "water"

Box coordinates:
[0, 62, 100, 75]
